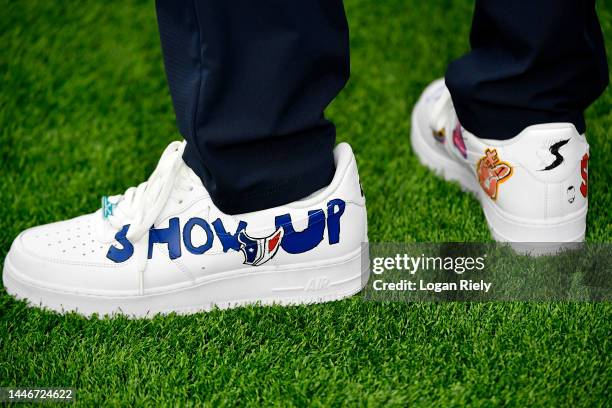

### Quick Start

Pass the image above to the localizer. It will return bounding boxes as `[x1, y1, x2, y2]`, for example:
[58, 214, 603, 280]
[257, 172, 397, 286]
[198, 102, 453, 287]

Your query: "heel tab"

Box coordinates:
[475, 123, 582, 147]
[333, 142, 356, 166]
[524, 122, 579, 132]
[520, 122, 582, 143]
[501, 123, 589, 183]
[333, 142, 360, 182]
[288, 142, 364, 208]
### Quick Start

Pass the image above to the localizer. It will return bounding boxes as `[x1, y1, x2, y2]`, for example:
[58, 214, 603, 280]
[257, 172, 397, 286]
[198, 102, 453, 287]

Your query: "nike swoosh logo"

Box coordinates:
[541, 139, 570, 171]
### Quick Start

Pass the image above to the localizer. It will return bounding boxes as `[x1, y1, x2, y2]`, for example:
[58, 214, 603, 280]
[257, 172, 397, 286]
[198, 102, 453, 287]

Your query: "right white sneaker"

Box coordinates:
[411, 79, 590, 252]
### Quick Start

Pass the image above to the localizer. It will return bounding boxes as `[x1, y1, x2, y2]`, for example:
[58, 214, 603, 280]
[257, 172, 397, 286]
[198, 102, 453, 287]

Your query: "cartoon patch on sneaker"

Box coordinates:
[566, 186, 576, 204]
[431, 128, 446, 143]
[452, 121, 467, 158]
[580, 153, 589, 198]
[476, 148, 513, 200]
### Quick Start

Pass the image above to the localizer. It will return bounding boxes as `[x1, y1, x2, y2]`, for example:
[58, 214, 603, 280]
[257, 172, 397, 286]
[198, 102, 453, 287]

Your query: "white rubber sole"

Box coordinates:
[410, 100, 586, 254]
[3, 247, 369, 318]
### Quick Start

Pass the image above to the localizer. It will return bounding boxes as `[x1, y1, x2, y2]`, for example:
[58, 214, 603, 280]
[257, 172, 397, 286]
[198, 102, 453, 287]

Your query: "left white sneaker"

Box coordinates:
[411, 79, 590, 253]
[3, 141, 369, 317]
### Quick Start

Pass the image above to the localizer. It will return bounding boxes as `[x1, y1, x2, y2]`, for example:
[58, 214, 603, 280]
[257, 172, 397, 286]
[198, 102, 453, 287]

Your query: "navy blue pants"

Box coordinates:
[156, 0, 608, 214]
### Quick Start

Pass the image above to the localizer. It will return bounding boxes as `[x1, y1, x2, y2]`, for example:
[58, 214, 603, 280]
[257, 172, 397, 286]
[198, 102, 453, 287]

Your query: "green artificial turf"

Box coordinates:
[1, 0, 610, 405]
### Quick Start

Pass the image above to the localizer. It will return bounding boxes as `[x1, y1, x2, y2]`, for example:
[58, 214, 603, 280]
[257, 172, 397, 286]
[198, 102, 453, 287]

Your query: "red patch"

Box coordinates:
[580, 153, 589, 197]
[452, 121, 467, 158]
[268, 230, 282, 252]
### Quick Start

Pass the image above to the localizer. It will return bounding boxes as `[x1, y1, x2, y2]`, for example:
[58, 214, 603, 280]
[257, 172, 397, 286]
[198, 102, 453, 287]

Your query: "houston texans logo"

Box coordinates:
[238, 228, 284, 266]
[540, 139, 569, 171]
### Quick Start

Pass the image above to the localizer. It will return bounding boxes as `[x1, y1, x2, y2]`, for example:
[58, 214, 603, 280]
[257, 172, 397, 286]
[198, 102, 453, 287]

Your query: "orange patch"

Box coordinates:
[476, 148, 513, 200]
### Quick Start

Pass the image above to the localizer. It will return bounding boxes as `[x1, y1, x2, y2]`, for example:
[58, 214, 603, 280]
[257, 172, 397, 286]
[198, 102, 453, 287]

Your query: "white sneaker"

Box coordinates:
[411, 79, 589, 252]
[3, 141, 369, 317]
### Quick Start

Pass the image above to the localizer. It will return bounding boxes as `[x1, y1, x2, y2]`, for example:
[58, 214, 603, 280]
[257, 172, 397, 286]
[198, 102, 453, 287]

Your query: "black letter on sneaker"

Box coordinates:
[541, 139, 569, 171]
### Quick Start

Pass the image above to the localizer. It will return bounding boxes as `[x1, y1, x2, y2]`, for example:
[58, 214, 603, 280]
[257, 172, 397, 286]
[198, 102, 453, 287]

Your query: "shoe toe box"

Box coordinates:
[4, 213, 138, 295]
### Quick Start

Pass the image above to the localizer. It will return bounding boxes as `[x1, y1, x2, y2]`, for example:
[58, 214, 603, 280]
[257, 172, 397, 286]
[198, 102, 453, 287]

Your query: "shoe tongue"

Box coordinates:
[108, 141, 186, 239]
[151, 159, 215, 225]
[180, 161, 201, 184]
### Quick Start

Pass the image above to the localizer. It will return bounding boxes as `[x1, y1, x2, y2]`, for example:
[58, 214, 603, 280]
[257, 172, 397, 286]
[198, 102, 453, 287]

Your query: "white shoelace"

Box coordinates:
[106, 141, 198, 293]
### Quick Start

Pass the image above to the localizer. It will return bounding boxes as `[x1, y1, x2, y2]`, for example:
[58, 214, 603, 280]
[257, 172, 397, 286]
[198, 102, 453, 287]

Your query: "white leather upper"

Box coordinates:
[7, 142, 367, 295]
[417, 79, 589, 223]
